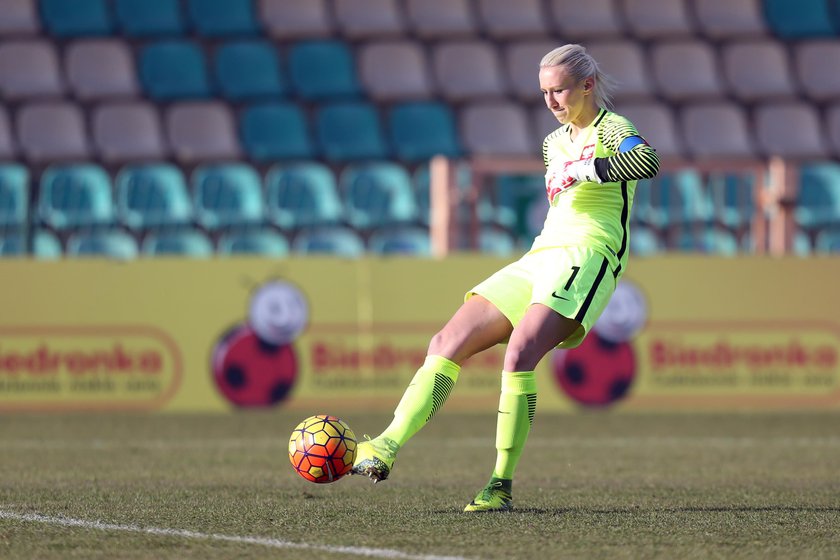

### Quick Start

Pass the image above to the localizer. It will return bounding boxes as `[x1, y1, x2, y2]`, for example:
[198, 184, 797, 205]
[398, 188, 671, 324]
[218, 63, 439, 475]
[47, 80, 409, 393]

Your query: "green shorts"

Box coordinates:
[466, 246, 617, 349]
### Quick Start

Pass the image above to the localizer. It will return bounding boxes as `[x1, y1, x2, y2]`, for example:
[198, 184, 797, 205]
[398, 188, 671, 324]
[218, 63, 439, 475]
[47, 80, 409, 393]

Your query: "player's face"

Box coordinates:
[539, 65, 594, 126]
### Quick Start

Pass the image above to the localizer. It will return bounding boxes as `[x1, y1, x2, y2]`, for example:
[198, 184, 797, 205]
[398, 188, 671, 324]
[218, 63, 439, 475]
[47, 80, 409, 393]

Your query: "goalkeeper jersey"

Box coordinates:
[532, 108, 660, 276]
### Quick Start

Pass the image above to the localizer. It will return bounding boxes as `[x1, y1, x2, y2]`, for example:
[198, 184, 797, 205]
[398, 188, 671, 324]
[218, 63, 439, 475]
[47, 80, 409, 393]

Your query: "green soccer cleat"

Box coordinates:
[463, 478, 513, 512]
[350, 436, 400, 483]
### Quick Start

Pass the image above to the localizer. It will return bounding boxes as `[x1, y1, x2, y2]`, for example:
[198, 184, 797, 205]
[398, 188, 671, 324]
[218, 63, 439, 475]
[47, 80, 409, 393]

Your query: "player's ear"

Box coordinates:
[582, 77, 594, 94]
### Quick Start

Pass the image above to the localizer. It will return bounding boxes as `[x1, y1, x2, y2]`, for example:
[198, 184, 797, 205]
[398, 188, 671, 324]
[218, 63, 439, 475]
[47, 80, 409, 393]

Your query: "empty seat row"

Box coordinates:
[0, 160, 427, 232]
[0, 0, 805, 41]
[5, 37, 840, 105]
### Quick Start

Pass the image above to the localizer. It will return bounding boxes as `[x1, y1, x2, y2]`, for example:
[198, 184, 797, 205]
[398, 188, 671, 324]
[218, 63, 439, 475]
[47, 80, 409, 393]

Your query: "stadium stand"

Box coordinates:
[1, 0, 840, 259]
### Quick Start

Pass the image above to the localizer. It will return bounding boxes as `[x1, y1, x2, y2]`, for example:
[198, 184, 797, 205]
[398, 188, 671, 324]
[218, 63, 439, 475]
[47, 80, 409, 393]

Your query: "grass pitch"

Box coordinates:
[1, 410, 839, 559]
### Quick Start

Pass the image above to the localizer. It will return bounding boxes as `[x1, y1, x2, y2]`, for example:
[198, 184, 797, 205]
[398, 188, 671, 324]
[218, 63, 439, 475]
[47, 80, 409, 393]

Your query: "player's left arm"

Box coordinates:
[566, 116, 661, 184]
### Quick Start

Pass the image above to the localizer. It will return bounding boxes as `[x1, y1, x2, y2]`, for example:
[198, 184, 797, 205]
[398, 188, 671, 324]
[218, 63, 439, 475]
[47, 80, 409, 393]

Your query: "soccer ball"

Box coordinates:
[288, 415, 357, 483]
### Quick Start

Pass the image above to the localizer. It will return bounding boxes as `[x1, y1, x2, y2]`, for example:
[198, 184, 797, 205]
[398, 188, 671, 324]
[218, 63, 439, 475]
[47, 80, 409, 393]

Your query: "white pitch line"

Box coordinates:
[0, 510, 468, 560]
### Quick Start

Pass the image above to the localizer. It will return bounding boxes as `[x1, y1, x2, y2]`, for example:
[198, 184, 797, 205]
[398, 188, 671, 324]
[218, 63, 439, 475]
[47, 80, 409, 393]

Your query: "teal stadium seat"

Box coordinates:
[142, 228, 214, 257]
[186, 0, 259, 36]
[192, 164, 264, 230]
[629, 225, 664, 256]
[115, 164, 192, 230]
[763, 0, 839, 38]
[66, 230, 138, 260]
[39, 0, 113, 36]
[708, 172, 756, 231]
[316, 102, 388, 162]
[0, 165, 28, 228]
[292, 226, 365, 257]
[240, 103, 314, 161]
[288, 40, 361, 100]
[114, 0, 185, 36]
[368, 226, 430, 256]
[478, 227, 517, 256]
[215, 41, 287, 101]
[218, 229, 290, 256]
[815, 228, 840, 253]
[413, 162, 472, 226]
[38, 164, 114, 230]
[340, 162, 417, 229]
[795, 162, 840, 230]
[633, 171, 713, 230]
[389, 102, 460, 162]
[675, 228, 739, 255]
[265, 162, 343, 229]
[139, 41, 211, 100]
[491, 174, 547, 236]
[0, 231, 62, 259]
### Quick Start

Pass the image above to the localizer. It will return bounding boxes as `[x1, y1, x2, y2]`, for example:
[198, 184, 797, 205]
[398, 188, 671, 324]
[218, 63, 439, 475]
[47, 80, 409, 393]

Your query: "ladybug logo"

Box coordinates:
[211, 280, 309, 408]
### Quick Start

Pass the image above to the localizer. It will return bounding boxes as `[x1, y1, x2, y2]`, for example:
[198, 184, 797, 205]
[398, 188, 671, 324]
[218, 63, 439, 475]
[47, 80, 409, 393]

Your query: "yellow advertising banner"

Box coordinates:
[0, 256, 838, 413]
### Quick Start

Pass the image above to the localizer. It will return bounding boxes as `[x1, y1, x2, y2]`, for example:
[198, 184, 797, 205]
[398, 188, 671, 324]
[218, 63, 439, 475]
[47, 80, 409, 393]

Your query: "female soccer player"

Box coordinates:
[351, 44, 661, 512]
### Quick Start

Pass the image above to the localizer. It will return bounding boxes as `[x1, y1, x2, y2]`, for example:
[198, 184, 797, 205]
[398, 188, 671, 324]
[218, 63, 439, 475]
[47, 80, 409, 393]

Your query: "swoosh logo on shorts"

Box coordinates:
[551, 291, 570, 301]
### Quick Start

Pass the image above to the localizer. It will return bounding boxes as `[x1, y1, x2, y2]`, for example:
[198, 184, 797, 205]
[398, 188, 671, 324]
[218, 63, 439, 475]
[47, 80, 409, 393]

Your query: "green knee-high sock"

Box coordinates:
[492, 370, 537, 481]
[379, 355, 460, 447]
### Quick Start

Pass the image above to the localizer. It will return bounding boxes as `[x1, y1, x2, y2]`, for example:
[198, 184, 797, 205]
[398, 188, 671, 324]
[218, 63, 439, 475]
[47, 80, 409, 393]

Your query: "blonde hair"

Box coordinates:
[540, 44, 616, 109]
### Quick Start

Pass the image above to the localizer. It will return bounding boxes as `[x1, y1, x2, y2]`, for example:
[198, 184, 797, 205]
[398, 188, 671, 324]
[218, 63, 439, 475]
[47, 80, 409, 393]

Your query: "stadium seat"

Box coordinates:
[333, 0, 405, 38]
[680, 102, 757, 159]
[621, 0, 695, 38]
[214, 41, 287, 101]
[291, 226, 365, 257]
[0, 230, 61, 259]
[358, 41, 433, 101]
[612, 102, 685, 160]
[257, 0, 334, 39]
[217, 228, 290, 256]
[814, 228, 840, 253]
[433, 41, 507, 101]
[722, 40, 797, 102]
[584, 40, 654, 101]
[40, 0, 113, 37]
[142, 228, 214, 257]
[388, 101, 460, 162]
[368, 225, 430, 256]
[0, 109, 17, 159]
[139, 41, 212, 100]
[115, 163, 192, 230]
[38, 164, 114, 230]
[633, 171, 712, 229]
[340, 162, 418, 229]
[548, 0, 625, 39]
[0, 0, 40, 36]
[763, 0, 838, 38]
[490, 173, 547, 234]
[192, 163, 264, 230]
[505, 41, 565, 101]
[404, 0, 476, 38]
[795, 41, 840, 102]
[66, 230, 138, 260]
[0, 40, 64, 99]
[412, 161, 472, 227]
[476, 0, 548, 38]
[707, 172, 757, 231]
[0, 165, 28, 228]
[315, 102, 388, 162]
[65, 40, 139, 100]
[694, 0, 767, 39]
[265, 162, 343, 229]
[629, 225, 664, 256]
[754, 101, 828, 159]
[186, 0, 260, 36]
[240, 103, 314, 162]
[92, 102, 167, 163]
[674, 228, 739, 255]
[795, 162, 840, 230]
[288, 40, 361, 100]
[114, 0, 185, 37]
[166, 101, 241, 163]
[461, 101, 533, 156]
[17, 102, 91, 163]
[533, 104, 563, 144]
[650, 40, 725, 101]
[828, 103, 840, 157]
[478, 226, 517, 256]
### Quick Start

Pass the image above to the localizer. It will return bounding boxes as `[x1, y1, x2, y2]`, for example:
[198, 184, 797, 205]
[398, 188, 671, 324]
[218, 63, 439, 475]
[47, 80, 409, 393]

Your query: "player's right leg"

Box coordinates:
[351, 295, 512, 482]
